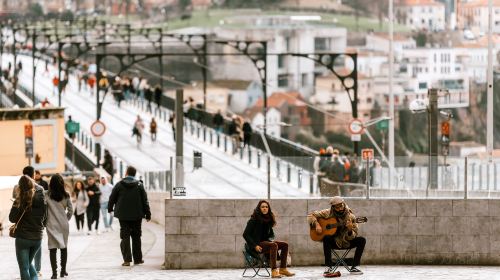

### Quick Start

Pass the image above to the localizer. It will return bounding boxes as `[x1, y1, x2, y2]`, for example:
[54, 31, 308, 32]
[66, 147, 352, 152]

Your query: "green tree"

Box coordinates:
[27, 3, 44, 19]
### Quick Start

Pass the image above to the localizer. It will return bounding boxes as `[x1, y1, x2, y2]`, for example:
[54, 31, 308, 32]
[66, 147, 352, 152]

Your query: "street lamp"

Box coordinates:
[256, 122, 291, 200]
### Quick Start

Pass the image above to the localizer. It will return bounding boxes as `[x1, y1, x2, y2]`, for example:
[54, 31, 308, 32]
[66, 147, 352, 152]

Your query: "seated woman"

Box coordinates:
[243, 200, 295, 278]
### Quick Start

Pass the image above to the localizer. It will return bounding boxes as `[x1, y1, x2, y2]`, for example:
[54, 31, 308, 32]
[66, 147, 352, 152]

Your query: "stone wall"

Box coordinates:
[164, 198, 500, 269]
[147, 191, 170, 226]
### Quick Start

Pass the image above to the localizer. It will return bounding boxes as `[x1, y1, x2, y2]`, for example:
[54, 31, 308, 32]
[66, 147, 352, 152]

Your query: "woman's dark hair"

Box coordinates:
[250, 200, 276, 227]
[49, 174, 69, 202]
[73, 181, 84, 196]
[15, 175, 35, 211]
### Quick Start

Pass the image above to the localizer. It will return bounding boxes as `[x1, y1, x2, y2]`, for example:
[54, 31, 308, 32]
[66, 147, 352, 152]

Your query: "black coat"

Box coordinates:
[243, 218, 275, 252]
[86, 183, 101, 208]
[108, 177, 151, 221]
[213, 113, 224, 126]
[9, 186, 46, 240]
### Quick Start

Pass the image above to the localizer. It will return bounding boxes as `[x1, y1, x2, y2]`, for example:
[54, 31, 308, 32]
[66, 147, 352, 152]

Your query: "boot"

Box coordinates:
[271, 269, 282, 278]
[50, 249, 57, 279]
[279, 268, 295, 277]
[60, 248, 68, 278]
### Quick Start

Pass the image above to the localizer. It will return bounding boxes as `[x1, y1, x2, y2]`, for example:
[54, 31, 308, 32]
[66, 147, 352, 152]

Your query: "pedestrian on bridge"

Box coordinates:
[108, 166, 151, 267]
[154, 85, 162, 113]
[99, 177, 114, 232]
[133, 115, 145, 145]
[150, 118, 157, 142]
[45, 174, 72, 279]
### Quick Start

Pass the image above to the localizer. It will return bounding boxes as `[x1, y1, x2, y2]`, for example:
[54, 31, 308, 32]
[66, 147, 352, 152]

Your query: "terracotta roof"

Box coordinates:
[254, 92, 306, 108]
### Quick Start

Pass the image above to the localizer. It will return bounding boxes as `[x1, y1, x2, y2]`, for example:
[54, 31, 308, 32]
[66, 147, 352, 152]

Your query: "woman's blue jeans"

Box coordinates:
[15, 237, 41, 280]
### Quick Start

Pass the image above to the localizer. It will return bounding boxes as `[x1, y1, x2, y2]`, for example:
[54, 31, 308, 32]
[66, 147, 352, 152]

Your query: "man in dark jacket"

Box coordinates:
[86, 176, 101, 234]
[108, 166, 151, 266]
[213, 110, 224, 133]
[34, 170, 48, 191]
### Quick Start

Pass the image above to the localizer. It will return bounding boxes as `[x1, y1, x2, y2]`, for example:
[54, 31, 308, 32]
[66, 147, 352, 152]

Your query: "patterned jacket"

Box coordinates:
[307, 204, 359, 248]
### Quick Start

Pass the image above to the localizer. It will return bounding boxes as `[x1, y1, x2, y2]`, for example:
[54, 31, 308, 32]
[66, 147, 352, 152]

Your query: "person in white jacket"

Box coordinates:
[100, 176, 114, 231]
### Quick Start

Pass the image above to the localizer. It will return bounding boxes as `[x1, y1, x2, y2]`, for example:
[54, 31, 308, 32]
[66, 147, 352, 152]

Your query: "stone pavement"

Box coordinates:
[1, 218, 499, 280]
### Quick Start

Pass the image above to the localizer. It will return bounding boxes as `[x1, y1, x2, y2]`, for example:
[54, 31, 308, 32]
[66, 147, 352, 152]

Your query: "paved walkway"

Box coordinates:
[1, 219, 498, 280]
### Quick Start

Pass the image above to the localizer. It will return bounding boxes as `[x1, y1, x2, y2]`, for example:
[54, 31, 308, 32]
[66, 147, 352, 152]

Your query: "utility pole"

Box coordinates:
[175, 89, 185, 195]
[388, 0, 395, 187]
[487, 0, 494, 160]
[428, 89, 439, 193]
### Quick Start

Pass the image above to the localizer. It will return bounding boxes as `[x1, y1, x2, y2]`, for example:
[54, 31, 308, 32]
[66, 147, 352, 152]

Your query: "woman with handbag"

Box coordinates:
[46, 174, 73, 279]
[243, 200, 295, 278]
[9, 175, 47, 280]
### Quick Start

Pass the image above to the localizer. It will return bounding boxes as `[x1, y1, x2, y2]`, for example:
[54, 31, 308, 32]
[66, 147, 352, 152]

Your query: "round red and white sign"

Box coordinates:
[348, 119, 364, 135]
[91, 120, 106, 137]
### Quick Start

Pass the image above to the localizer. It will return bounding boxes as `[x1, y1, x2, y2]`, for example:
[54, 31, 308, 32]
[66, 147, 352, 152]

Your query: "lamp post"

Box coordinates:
[256, 122, 291, 199]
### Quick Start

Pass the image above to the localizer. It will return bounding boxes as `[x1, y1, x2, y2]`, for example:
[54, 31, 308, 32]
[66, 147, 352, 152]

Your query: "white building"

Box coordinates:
[250, 107, 282, 137]
[209, 15, 347, 98]
[399, 47, 470, 107]
[365, 33, 416, 61]
[395, 0, 446, 31]
[458, 0, 500, 33]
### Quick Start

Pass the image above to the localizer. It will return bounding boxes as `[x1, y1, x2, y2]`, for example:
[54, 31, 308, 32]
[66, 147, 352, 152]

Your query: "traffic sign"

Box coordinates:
[362, 149, 374, 161]
[348, 119, 364, 135]
[441, 121, 450, 136]
[173, 187, 186, 196]
[351, 134, 361, 142]
[66, 121, 80, 134]
[24, 124, 33, 138]
[90, 120, 106, 137]
[376, 119, 389, 131]
[24, 124, 33, 158]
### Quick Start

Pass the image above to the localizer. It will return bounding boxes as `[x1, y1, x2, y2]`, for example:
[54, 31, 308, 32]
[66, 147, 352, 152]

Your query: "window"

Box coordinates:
[301, 73, 308, 87]
[278, 55, 286, 68]
[278, 74, 288, 87]
[366, 97, 373, 103]
[314, 37, 331, 51]
[285, 37, 291, 52]
[419, 82, 427, 89]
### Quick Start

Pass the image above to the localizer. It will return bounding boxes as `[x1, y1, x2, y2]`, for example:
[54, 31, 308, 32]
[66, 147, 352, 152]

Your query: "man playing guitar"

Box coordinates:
[307, 196, 366, 277]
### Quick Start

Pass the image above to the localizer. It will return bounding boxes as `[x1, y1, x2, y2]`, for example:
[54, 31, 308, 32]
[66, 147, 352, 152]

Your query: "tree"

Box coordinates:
[27, 3, 44, 20]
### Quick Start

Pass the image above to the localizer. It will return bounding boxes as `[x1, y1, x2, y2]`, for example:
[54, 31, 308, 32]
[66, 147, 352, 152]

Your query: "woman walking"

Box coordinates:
[46, 174, 73, 279]
[9, 175, 47, 280]
[243, 200, 295, 278]
[72, 181, 88, 233]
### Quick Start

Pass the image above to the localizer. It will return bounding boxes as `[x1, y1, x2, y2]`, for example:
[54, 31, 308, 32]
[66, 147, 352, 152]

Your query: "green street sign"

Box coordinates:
[66, 121, 80, 134]
[376, 119, 389, 131]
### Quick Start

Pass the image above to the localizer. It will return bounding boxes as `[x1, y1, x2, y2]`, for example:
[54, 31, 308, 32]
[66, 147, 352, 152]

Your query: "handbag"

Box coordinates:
[9, 208, 26, 238]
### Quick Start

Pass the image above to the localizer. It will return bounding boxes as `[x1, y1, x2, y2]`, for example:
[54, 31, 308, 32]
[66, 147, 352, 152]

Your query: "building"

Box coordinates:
[395, 0, 446, 31]
[365, 33, 416, 61]
[247, 107, 282, 138]
[458, 0, 500, 33]
[246, 91, 311, 140]
[209, 15, 347, 98]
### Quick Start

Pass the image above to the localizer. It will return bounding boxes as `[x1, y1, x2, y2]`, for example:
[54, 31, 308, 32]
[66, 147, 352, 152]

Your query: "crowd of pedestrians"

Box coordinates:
[8, 165, 151, 279]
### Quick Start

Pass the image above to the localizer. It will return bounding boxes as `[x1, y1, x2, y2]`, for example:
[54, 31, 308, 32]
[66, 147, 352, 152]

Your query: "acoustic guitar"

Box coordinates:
[310, 216, 368, 242]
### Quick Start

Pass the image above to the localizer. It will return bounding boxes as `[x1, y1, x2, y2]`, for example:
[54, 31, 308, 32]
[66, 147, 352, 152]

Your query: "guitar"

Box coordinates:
[310, 216, 368, 242]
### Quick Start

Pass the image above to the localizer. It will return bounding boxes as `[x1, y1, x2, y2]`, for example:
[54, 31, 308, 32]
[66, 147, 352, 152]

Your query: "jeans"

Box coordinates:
[74, 211, 85, 230]
[119, 220, 143, 263]
[323, 235, 366, 267]
[34, 243, 41, 272]
[15, 237, 41, 280]
[100, 202, 113, 228]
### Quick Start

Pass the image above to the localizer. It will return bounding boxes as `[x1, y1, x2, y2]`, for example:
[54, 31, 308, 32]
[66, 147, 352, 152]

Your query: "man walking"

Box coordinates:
[100, 176, 114, 232]
[108, 166, 151, 266]
[86, 176, 101, 234]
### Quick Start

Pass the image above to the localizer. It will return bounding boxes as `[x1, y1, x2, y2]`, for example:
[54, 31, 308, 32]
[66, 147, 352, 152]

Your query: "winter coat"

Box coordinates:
[86, 183, 101, 209]
[243, 218, 275, 253]
[213, 113, 224, 126]
[45, 194, 72, 249]
[73, 190, 89, 216]
[150, 120, 157, 134]
[108, 177, 151, 221]
[242, 122, 252, 135]
[154, 88, 162, 104]
[103, 154, 114, 177]
[307, 204, 359, 248]
[9, 185, 47, 240]
[100, 183, 113, 204]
